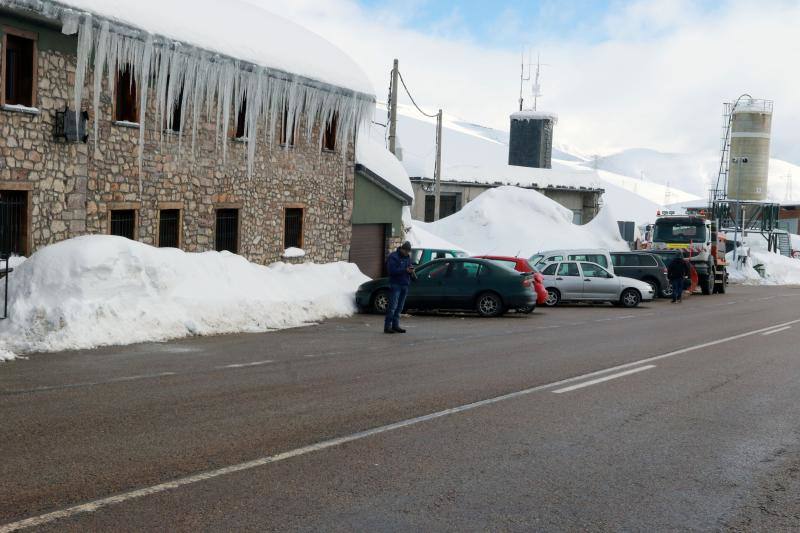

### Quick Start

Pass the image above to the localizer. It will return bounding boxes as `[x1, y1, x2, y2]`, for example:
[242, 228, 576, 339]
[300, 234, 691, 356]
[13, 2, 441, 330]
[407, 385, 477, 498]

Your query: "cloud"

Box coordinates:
[248, 0, 800, 163]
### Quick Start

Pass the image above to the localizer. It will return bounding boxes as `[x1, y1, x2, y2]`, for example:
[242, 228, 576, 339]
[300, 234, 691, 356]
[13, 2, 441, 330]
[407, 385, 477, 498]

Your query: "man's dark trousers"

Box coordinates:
[385, 284, 409, 330]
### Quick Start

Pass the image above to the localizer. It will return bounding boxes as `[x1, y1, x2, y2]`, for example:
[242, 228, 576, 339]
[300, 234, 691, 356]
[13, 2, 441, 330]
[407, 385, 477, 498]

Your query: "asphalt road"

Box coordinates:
[2, 285, 800, 532]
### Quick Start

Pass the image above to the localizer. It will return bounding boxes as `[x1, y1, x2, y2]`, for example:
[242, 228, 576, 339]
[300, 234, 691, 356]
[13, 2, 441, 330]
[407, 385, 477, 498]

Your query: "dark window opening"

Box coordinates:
[166, 85, 184, 133]
[424, 194, 460, 222]
[284, 208, 304, 249]
[215, 209, 239, 253]
[322, 113, 338, 151]
[235, 98, 247, 139]
[0, 190, 27, 256]
[4, 33, 35, 107]
[115, 66, 138, 123]
[280, 104, 296, 146]
[110, 209, 136, 240]
[158, 209, 180, 248]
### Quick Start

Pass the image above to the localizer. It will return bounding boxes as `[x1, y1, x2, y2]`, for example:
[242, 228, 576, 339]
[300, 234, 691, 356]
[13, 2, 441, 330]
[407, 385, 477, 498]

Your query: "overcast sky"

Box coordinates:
[251, 0, 799, 163]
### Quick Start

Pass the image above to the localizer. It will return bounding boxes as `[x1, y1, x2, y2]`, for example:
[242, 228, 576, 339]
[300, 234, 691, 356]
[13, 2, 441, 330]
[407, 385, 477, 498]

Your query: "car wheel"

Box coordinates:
[620, 288, 641, 308]
[372, 289, 390, 314]
[661, 283, 673, 298]
[476, 292, 504, 317]
[643, 278, 659, 298]
[544, 288, 560, 307]
[517, 305, 535, 314]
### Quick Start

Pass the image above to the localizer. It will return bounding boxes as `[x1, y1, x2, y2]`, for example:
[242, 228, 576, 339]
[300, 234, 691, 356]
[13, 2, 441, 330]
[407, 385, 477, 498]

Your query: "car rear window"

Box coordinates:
[486, 259, 518, 271]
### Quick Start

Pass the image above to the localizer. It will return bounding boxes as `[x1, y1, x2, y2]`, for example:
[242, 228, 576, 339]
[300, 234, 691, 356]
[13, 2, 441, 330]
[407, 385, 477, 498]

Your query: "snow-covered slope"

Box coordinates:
[418, 186, 628, 258]
[0, 236, 368, 360]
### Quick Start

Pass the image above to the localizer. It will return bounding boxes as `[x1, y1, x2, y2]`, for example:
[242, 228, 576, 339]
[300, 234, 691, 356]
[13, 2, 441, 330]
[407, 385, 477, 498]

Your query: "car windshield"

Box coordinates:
[653, 221, 707, 243]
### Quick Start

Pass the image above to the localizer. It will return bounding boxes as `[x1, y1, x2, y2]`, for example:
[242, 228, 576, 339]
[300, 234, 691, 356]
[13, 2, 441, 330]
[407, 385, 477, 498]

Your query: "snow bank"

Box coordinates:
[418, 186, 628, 257]
[282, 247, 306, 258]
[0, 236, 368, 360]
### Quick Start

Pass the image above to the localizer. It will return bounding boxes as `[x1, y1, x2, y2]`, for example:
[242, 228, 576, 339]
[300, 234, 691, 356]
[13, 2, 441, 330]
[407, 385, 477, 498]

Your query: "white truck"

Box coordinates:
[649, 215, 727, 295]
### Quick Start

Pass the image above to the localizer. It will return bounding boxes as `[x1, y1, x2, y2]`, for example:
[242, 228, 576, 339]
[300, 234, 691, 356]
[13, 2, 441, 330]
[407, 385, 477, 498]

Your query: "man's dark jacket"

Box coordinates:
[667, 257, 689, 280]
[386, 250, 412, 286]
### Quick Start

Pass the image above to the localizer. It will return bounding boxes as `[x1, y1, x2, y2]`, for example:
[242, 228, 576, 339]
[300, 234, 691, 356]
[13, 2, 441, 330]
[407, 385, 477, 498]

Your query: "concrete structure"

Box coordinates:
[0, 3, 376, 265]
[508, 110, 557, 169]
[410, 176, 602, 224]
[727, 99, 773, 201]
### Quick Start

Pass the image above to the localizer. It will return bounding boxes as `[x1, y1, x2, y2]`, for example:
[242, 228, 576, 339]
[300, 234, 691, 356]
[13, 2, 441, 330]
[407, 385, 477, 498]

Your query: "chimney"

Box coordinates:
[508, 111, 557, 169]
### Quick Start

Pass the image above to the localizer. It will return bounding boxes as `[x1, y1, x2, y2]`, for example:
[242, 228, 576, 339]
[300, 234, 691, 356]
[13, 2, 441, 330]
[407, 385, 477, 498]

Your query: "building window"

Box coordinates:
[0, 190, 28, 256]
[2, 28, 37, 108]
[424, 194, 461, 222]
[284, 207, 304, 249]
[110, 209, 136, 240]
[158, 209, 181, 248]
[322, 113, 338, 151]
[280, 104, 296, 146]
[115, 66, 138, 123]
[215, 208, 239, 253]
[166, 84, 183, 133]
[234, 98, 247, 139]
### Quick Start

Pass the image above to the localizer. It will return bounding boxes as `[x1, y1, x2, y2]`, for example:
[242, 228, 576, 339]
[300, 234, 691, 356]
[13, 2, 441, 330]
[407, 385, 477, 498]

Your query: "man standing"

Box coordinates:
[384, 241, 415, 334]
[667, 255, 689, 303]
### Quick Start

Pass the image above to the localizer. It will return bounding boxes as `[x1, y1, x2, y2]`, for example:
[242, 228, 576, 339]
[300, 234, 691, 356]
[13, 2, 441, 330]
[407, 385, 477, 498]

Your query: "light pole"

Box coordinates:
[731, 156, 749, 264]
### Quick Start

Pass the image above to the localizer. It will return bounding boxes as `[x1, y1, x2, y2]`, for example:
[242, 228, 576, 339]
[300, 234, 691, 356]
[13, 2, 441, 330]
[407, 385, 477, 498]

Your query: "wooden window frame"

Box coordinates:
[1, 26, 38, 109]
[107, 202, 140, 240]
[156, 202, 183, 248]
[214, 203, 242, 254]
[113, 66, 139, 124]
[0, 181, 33, 256]
[283, 204, 305, 250]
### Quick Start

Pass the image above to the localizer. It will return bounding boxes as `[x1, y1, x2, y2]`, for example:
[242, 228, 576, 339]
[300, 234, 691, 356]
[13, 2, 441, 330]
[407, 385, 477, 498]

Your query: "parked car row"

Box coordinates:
[355, 247, 678, 318]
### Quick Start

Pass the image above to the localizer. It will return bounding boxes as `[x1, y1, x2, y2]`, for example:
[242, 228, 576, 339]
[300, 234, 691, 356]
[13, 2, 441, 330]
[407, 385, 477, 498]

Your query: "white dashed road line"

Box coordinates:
[217, 360, 275, 369]
[762, 326, 792, 336]
[552, 365, 656, 394]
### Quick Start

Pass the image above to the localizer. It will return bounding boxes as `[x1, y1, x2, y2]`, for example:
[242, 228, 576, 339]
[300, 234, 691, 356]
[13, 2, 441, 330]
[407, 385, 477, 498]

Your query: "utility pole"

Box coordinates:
[388, 59, 399, 155]
[434, 109, 443, 220]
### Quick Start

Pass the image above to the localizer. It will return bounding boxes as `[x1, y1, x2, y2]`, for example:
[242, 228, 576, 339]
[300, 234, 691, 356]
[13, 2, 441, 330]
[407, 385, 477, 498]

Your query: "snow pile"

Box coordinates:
[727, 249, 800, 285]
[418, 186, 628, 257]
[0, 236, 368, 360]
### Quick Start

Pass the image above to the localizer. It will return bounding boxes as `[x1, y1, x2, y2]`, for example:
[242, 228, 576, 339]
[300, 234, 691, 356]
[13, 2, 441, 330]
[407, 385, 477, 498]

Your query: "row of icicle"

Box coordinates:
[0, 0, 375, 178]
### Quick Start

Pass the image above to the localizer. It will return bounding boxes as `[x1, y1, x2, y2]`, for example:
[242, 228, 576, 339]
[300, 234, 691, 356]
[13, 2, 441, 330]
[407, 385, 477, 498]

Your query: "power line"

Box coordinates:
[397, 70, 439, 119]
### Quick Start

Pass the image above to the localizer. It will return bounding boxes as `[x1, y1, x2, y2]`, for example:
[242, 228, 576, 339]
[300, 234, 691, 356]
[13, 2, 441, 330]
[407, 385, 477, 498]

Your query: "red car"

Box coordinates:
[473, 255, 548, 310]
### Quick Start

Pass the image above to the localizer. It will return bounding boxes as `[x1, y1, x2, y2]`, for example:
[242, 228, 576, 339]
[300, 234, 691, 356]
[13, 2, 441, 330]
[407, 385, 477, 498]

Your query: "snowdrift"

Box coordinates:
[418, 186, 628, 257]
[0, 236, 368, 360]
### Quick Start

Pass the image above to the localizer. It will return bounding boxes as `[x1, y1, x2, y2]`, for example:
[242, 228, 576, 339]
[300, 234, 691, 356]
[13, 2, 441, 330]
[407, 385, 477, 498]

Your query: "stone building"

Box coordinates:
[0, 0, 380, 266]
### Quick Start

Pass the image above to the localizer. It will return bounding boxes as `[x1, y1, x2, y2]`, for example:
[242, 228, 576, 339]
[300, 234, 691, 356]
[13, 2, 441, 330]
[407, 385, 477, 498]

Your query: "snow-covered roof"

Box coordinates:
[417, 163, 604, 192]
[356, 129, 414, 201]
[510, 110, 559, 124]
[44, 0, 374, 97]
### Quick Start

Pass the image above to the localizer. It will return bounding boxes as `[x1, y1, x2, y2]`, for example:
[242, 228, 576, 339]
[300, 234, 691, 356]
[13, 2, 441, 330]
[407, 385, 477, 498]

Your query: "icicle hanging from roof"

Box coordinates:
[9, 0, 374, 178]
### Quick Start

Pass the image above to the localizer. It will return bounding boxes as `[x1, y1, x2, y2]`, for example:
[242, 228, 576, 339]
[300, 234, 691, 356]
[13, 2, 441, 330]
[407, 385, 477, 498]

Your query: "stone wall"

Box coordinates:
[0, 32, 356, 265]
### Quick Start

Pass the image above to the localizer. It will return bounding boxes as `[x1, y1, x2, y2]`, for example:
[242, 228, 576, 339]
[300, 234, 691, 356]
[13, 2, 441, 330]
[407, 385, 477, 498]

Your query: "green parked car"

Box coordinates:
[410, 248, 468, 266]
[355, 258, 537, 318]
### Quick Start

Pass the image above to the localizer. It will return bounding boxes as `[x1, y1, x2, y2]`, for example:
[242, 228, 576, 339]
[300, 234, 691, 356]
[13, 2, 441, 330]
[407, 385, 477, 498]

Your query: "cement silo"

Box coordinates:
[508, 111, 557, 169]
[727, 98, 773, 201]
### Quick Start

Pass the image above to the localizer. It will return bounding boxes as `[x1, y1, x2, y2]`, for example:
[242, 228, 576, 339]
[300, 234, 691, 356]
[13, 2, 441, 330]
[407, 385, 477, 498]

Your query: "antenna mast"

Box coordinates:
[518, 49, 532, 111]
[532, 53, 543, 111]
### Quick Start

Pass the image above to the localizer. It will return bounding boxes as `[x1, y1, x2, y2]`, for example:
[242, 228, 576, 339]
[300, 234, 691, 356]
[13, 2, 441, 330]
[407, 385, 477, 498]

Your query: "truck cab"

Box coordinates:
[650, 215, 726, 295]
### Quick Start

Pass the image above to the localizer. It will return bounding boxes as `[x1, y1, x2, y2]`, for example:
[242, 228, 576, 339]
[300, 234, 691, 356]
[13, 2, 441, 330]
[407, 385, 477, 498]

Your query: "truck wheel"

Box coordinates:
[620, 289, 641, 308]
[700, 269, 714, 295]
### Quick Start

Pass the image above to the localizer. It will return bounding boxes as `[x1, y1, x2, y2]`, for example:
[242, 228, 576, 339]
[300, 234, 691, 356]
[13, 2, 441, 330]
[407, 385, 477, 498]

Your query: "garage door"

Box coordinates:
[350, 224, 386, 279]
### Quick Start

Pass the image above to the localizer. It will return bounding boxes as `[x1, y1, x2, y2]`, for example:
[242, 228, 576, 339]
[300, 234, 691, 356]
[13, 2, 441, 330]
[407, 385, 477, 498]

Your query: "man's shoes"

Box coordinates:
[392, 327, 407, 333]
[384, 327, 395, 334]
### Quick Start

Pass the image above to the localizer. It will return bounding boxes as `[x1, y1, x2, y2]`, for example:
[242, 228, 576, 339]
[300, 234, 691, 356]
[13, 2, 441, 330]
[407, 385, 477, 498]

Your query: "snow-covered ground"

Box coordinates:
[416, 186, 628, 258]
[0, 236, 368, 361]
[726, 232, 800, 286]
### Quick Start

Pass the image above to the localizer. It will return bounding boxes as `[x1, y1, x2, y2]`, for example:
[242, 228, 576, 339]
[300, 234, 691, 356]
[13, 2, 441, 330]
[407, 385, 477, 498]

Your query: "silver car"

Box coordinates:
[539, 261, 655, 308]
